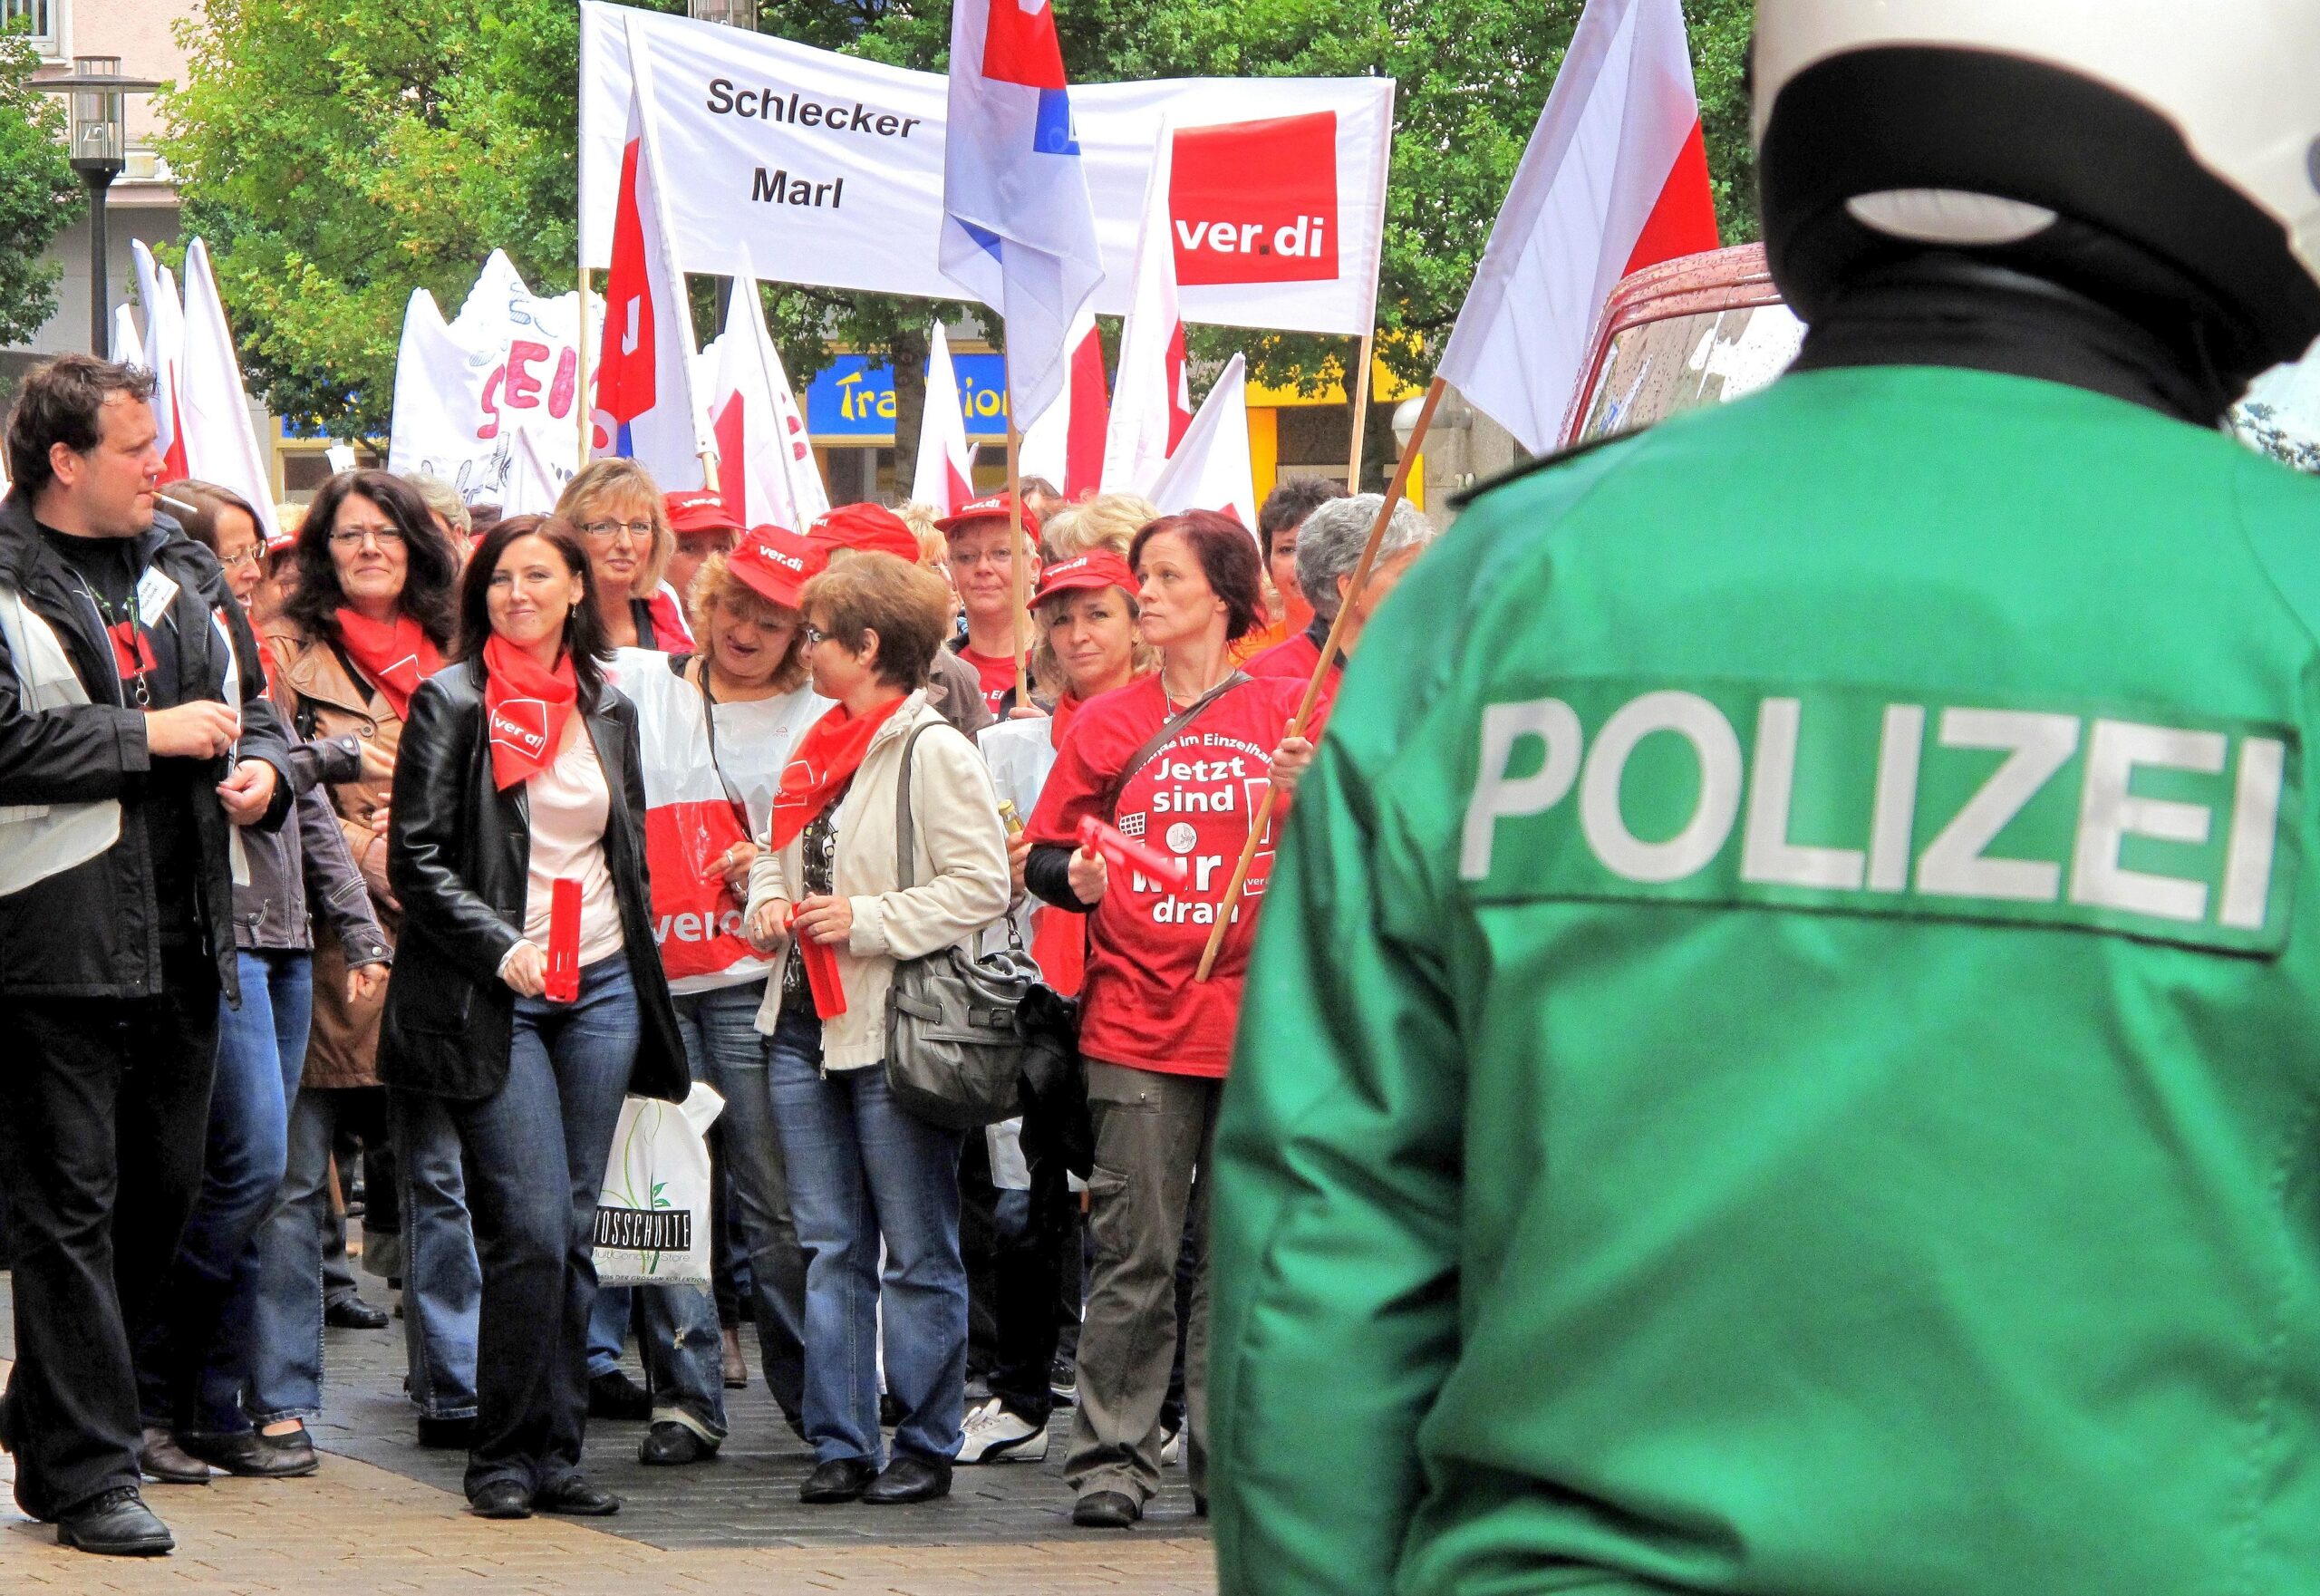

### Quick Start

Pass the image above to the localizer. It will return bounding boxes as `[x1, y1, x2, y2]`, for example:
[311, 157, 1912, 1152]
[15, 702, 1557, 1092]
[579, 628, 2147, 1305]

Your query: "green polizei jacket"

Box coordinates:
[1209, 364, 2320, 1595]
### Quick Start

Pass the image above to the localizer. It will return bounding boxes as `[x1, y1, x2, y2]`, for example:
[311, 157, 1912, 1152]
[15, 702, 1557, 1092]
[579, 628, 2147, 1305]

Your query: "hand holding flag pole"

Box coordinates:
[1193, 374, 1445, 983]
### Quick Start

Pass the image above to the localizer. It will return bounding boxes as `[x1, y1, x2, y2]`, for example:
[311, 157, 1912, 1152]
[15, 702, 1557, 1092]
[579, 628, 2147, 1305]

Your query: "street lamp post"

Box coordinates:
[44, 57, 163, 355]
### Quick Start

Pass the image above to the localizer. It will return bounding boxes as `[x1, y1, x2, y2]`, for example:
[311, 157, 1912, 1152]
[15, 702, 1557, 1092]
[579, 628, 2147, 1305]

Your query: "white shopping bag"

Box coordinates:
[593, 1083, 725, 1287]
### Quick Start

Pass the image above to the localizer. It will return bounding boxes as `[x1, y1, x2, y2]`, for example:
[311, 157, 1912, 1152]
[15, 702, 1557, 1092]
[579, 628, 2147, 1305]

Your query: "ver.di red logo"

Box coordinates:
[1169, 111, 1339, 287]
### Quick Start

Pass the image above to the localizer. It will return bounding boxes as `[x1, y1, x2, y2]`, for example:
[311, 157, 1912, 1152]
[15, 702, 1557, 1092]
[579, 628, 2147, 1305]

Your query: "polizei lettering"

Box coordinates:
[1456, 682, 2298, 954]
[752, 169, 845, 209]
[594, 1206, 691, 1254]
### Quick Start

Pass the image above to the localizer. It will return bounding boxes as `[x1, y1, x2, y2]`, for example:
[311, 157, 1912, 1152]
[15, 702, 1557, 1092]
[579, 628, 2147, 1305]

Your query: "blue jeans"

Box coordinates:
[585, 1278, 727, 1441]
[766, 1008, 967, 1466]
[450, 955, 641, 1499]
[249, 1084, 359, 1421]
[390, 1087, 480, 1421]
[138, 948, 311, 1435]
[680, 981, 807, 1426]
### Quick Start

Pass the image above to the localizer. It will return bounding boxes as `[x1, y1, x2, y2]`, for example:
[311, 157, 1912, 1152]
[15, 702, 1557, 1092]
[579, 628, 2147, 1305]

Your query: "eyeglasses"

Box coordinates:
[328, 525, 405, 550]
[578, 519, 656, 545]
[801, 625, 829, 647]
[218, 548, 260, 570]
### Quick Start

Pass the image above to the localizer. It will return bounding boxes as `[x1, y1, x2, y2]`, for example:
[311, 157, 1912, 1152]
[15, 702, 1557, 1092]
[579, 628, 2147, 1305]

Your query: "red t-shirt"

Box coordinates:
[1025, 673, 1303, 1079]
[1246, 624, 1339, 720]
[956, 644, 1020, 718]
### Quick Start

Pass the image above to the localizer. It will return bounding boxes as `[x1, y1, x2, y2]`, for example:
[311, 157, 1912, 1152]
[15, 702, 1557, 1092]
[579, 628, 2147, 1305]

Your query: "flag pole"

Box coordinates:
[1194, 373, 1446, 983]
[1342, 329, 1375, 490]
[575, 268, 593, 462]
[1008, 417, 1028, 704]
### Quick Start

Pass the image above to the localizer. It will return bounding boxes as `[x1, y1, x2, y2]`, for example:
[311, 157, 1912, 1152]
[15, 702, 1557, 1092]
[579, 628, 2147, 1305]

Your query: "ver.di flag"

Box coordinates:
[1146, 352, 1256, 534]
[939, 0, 1104, 429]
[177, 239, 281, 541]
[911, 324, 978, 517]
[594, 11, 715, 490]
[130, 241, 189, 482]
[703, 253, 831, 533]
[1436, 0, 1719, 453]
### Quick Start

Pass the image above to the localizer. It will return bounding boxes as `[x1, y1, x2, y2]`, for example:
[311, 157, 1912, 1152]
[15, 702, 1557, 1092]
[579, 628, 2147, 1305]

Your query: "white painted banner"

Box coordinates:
[577, 3, 1394, 338]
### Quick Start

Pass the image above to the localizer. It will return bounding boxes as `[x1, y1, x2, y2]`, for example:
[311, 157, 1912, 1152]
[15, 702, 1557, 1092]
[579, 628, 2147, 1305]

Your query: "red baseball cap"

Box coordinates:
[807, 502, 922, 565]
[263, 531, 298, 559]
[1030, 549, 1136, 608]
[664, 489, 740, 539]
[934, 491, 1039, 540]
[726, 526, 823, 611]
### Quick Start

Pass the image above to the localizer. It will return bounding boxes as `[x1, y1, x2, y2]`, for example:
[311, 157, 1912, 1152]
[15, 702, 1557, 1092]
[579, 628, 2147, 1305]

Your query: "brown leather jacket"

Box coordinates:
[265, 622, 414, 1088]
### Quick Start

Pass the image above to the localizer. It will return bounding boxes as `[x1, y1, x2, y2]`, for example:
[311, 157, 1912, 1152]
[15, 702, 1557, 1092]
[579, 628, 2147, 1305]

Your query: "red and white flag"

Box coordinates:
[1436, 0, 1719, 453]
[1100, 124, 1192, 498]
[910, 324, 977, 517]
[178, 239, 282, 540]
[130, 241, 190, 483]
[1146, 352, 1255, 533]
[704, 252, 831, 533]
[1018, 305, 1107, 499]
[594, 12, 714, 489]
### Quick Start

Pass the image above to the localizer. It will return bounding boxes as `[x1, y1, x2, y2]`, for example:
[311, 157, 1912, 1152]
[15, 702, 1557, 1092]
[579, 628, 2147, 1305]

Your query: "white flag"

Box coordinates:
[1435, 0, 1720, 453]
[701, 259, 828, 532]
[1017, 305, 1107, 498]
[177, 239, 281, 540]
[130, 242, 188, 480]
[910, 324, 977, 517]
[1146, 353, 1255, 536]
[502, 423, 565, 517]
[1100, 122, 1190, 497]
[110, 305, 140, 367]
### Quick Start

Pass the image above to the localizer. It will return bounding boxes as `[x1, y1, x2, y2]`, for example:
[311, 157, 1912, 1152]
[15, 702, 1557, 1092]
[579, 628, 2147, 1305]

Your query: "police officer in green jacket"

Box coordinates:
[1211, 5, 2320, 1592]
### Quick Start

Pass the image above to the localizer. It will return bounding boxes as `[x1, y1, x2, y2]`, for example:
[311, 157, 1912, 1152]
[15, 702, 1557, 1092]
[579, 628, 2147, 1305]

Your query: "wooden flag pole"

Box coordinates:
[575, 267, 594, 460]
[1343, 330, 1376, 490]
[1007, 418, 1028, 704]
[1193, 374, 1446, 983]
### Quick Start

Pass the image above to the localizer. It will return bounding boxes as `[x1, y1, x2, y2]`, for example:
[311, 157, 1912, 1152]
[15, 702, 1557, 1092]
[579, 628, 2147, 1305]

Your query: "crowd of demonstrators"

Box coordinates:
[555, 460, 692, 652]
[938, 492, 1044, 717]
[1236, 476, 1346, 662]
[0, 356, 293, 1556]
[1247, 492, 1441, 711]
[1022, 511, 1315, 1528]
[0, 353, 1354, 1556]
[744, 553, 1010, 1505]
[270, 470, 482, 1450]
[139, 482, 390, 1485]
[382, 514, 689, 1521]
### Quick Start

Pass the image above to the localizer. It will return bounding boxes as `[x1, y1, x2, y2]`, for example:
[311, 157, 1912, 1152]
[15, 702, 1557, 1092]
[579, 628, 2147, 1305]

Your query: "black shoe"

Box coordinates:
[177, 1429, 319, 1479]
[536, 1475, 621, 1516]
[138, 1428, 212, 1485]
[638, 1421, 710, 1466]
[798, 1456, 876, 1504]
[862, 1453, 952, 1504]
[1194, 1492, 1210, 1518]
[416, 1415, 474, 1450]
[1049, 1354, 1078, 1404]
[57, 1486, 173, 1556]
[469, 1480, 531, 1520]
[260, 1426, 321, 1475]
[878, 1391, 904, 1427]
[1072, 1490, 1141, 1528]
[325, 1296, 390, 1330]
[586, 1370, 652, 1422]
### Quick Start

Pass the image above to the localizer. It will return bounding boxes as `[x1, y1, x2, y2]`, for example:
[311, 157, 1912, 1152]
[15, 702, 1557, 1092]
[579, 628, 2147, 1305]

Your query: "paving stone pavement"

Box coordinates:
[0, 1271, 1217, 1592]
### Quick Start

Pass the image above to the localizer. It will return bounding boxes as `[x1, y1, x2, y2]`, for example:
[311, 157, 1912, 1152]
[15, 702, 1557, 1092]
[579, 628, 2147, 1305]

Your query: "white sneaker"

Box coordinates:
[957, 1398, 1048, 1465]
[1160, 1424, 1184, 1465]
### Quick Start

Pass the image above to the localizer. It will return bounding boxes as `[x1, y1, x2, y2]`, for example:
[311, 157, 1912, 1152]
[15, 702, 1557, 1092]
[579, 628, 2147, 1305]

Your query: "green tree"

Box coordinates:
[0, 26, 85, 348]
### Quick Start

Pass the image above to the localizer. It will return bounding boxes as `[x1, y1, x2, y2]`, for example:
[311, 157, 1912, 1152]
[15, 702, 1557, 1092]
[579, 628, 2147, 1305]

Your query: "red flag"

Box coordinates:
[981, 0, 1067, 90]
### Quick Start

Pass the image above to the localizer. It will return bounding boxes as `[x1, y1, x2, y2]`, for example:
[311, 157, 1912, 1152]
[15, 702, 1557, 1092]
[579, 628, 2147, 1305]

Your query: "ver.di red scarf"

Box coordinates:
[482, 634, 579, 790]
[767, 695, 908, 851]
[334, 608, 441, 720]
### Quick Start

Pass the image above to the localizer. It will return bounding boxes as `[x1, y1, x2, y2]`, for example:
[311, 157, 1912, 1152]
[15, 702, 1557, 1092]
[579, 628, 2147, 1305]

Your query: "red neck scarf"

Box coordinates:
[334, 609, 441, 719]
[482, 634, 579, 790]
[768, 695, 909, 851]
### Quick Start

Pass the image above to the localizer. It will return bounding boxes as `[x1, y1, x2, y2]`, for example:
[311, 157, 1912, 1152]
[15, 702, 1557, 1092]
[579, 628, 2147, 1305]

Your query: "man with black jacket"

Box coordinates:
[0, 355, 292, 1555]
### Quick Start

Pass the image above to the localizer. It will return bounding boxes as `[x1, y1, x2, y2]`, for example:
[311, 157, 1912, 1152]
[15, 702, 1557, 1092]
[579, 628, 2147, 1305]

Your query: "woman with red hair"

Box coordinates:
[1021, 510, 1313, 1528]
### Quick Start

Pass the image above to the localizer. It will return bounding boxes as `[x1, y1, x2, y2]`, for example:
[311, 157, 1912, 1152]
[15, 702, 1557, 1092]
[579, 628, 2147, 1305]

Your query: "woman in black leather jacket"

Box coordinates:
[381, 514, 685, 1522]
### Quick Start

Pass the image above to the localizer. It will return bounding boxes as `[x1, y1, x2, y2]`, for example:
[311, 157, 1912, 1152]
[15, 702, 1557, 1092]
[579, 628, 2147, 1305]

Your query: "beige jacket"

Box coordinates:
[746, 692, 1010, 1069]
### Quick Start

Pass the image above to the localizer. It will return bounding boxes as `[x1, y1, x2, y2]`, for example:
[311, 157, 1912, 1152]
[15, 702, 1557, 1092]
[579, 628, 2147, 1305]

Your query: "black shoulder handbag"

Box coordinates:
[882, 723, 1044, 1129]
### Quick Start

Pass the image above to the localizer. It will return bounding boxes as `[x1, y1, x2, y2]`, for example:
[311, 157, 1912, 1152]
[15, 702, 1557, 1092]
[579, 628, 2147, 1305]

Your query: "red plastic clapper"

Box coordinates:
[545, 877, 582, 1002]
[796, 924, 848, 1019]
[1078, 816, 1192, 891]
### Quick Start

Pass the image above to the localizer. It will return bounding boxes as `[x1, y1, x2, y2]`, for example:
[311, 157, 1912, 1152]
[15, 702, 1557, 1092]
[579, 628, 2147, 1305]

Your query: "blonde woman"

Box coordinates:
[1039, 492, 1158, 562]
[554, 459, 692, 651]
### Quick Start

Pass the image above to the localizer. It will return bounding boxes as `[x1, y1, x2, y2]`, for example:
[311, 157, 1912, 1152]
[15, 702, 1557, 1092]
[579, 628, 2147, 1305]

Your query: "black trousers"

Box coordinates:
[965, 1119, 1081, 1431]
[0, 960, 219, 1518]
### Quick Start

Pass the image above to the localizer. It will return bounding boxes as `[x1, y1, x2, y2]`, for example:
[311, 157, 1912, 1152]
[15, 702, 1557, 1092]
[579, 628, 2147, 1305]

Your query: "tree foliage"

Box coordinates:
[0, 26, 83, 348]
[160, 0, 1761, 461]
